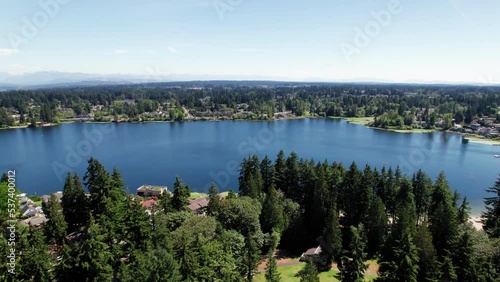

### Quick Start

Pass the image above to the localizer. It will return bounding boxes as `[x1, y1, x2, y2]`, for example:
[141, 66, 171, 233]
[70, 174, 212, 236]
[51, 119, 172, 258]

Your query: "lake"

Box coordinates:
[1, 118, 499, 214]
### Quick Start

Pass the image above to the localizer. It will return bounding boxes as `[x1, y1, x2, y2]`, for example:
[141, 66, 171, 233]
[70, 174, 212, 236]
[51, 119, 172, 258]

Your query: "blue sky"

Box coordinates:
[0, 0, 499, 83]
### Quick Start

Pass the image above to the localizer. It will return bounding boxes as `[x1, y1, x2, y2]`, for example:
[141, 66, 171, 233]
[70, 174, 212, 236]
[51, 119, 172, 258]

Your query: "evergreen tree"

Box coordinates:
[297, 260, 320, 282]
[365, 196, 388, 258]
[414, 224, 440, 282]
[428, 172, 459, 257]
[84, 157, 112, 216]
[438, 252, 457, 282]
[57, 218, 114, 281]
[207, 182, 222, 217]
[62, 172, 89, 231]
[453, 230, 478, 282]
[317, 204, 342, 270]
[238, 155, 264, 199]
[17, 227, 53, 282]
[274, 150, 287, 193]
[44, 193, 68, 245]
[337, 225, 368, 282]
[265, 248, 281, 282]
[171, 176, 190, 211]
[482, 174, 500, 238]
[261, 185, 285, 234]
[457, 196, 471, 224]
[1, 172, 8, 183]
[260, 155, 275, 193]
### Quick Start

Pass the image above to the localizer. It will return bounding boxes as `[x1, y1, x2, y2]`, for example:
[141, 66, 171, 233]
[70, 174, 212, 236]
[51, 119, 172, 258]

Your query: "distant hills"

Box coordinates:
[1, 71, 499, 90]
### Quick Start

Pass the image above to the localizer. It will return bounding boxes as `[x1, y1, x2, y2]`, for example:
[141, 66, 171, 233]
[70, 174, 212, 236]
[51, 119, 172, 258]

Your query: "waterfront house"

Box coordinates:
[136, 185, 168, 197]
[187, 197, 210, 215]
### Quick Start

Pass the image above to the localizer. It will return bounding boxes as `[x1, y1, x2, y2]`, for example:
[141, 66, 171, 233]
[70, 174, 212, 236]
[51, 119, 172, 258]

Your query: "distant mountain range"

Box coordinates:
[0, 71, 499, 90]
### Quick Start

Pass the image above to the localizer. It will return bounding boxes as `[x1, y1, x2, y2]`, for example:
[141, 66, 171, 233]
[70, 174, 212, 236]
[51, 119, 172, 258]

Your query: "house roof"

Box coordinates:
[141, 199, 157, 209]
[303, 246, 322, 256]
[187, 197, 210, 211]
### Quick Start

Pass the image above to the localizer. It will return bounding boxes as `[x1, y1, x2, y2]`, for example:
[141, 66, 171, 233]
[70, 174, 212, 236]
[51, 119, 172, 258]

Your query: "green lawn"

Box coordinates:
[189, 192, 207, 199]
[329, 116, 375, 125]
[253, 262, 377, 282]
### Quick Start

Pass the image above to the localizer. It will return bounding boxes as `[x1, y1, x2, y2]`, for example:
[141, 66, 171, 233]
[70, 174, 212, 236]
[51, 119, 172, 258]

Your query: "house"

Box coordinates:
[25, 215, 48, 228]
[187, 197, 210, 214]
[20, 205, 37, 218]
[136, 185, 168, 197]
[41, 192, 63, 207]
[17, 193, 28, 206]
[300, 246, 322, 262]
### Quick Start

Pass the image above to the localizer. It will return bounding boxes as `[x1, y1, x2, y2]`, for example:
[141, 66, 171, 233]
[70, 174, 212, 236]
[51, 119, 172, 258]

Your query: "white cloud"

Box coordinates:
[0, 48, 20, 56]
[113, 49, 129, 54]
[167, 46, 177, 53]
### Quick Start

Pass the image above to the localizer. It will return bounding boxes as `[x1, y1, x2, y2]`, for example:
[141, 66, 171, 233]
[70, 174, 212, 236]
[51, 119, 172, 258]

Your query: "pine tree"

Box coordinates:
[317, 204, 342, 270]
[413, 170, 433, 223]
[260, 155, 275, 193]
[337, 225, 368, 282]
[17, 227, 53, 282]
[265, 248, 281, 282]
[261, 185, 285, 234]
[453, 230, 478, 282]
[274, 150, 287, 193]
[365, 196, 388, 258]
[62, 173, 89, 231]
[298, 260, 320, 282]
[207, 182, 222, 217]
[414, 224, 440, 282]
[482, 174, 500, 238]
[428, 172, 459, 257]
[84, 157, 112, 216]
[457, 196, 471, 224]
[171, 176, 190, 211]
[44, 193, 68, 245]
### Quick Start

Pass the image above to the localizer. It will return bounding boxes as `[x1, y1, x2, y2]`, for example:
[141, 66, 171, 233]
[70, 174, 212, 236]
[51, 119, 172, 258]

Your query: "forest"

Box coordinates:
[0, 83, 500, 135]
[0, 151, 499, 281]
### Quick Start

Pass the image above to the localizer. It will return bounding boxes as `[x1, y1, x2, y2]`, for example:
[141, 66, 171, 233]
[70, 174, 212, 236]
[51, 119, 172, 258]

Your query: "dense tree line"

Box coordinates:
[0, 83, 499, 127]
[1, 152, 499, 281]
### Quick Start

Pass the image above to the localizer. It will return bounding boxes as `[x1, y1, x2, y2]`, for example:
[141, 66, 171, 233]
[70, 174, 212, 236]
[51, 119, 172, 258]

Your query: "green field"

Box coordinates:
[188, 192, 207, 199]
[253, 262, 377, 282]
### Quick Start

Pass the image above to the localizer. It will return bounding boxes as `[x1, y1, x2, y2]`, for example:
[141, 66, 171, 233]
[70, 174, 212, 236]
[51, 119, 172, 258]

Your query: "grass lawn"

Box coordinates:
[253, 262, 377, 282]
[219, 191, 230, 198]
[189, 192, 207, 199]
[329, 116, 374, 125]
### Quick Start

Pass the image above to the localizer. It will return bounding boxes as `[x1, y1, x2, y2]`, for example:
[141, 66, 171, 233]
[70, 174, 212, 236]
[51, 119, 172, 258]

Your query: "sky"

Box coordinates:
[0, 0, 499, 83]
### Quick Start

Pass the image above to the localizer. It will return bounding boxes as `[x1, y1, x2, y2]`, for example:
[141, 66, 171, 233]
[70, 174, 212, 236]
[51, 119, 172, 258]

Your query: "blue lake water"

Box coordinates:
[1, 119, 499, 213]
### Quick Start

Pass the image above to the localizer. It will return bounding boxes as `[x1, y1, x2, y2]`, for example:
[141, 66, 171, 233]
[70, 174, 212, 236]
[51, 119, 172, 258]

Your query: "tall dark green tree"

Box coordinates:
[414, 224, 440, 282]
[297, 260, 320, 282]
[337, 225, 368, 282]
[365, 196, 388, 258]
[261, 185, 285, 234]
[171, 176, 190, 211]
[84, 157, 112, 216]
[44, 193, 68, 245]
[260, 155, 275, 193]
[265, 249, 281, 282]
[62, 172, 89, 231]
[482, 173, 500, 238]
[428, 172, 459, 257]
[17, 227, 53, 282]
[412, 170, 432, 223]
[317, 204, 342, 270]
[207, 182, 222, 217]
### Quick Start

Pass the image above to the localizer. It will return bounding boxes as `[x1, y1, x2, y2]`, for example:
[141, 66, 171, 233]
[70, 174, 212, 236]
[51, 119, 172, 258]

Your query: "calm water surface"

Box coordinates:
[1, 119, 499, 213]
